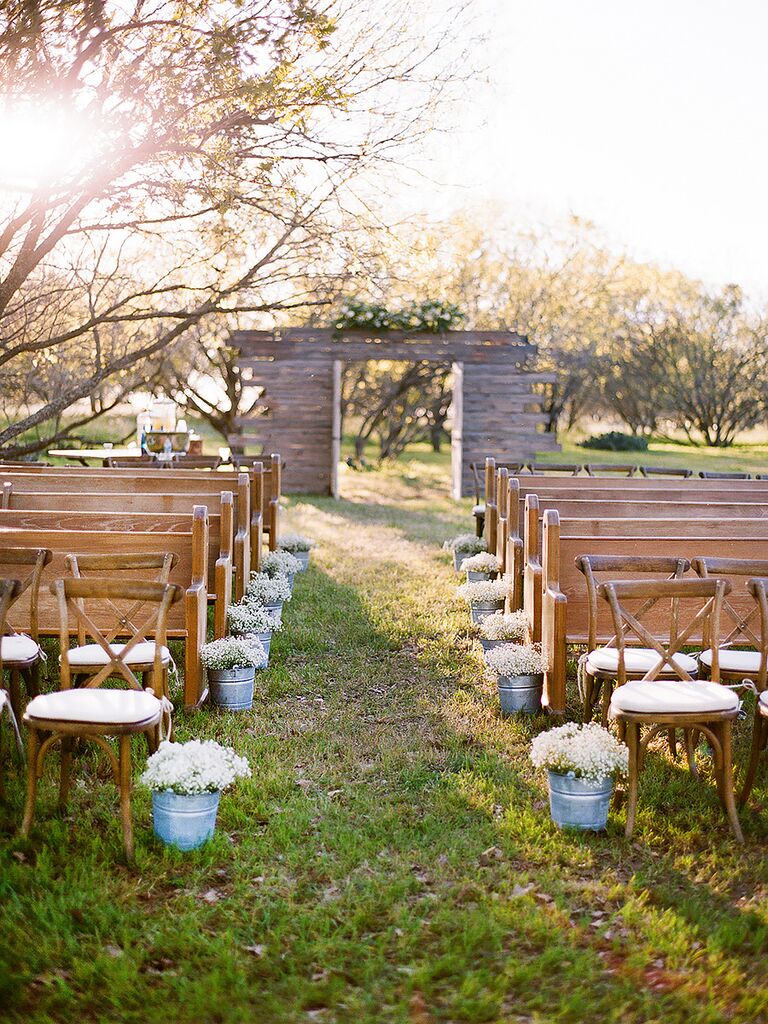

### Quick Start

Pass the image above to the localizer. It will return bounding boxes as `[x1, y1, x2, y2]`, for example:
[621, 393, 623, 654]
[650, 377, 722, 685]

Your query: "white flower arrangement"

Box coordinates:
[478, 610, 529, 643]
[530, 722, 629, 783]
[261, 549, 302, 578]
[455, 579, 509, 605]
[462, 552, 500, 573]
[226, 602, 281, 636]
[444, 533, 487, 555]
[140, 739, 251, 795]
[278, 532, 314, 553]
[485, 643, 545, 677]
[201, 636, 267, 671]
[246, 571, 292, 605]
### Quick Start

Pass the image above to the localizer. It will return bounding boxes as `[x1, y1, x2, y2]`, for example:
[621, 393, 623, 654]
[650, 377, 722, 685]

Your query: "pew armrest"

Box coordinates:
[184, 579, 208, 709]
[541, 585, 567, 715]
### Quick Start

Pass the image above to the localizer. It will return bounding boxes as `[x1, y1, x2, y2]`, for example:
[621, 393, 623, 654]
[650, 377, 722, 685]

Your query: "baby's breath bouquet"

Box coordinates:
[201, 636, 267, 671]
[485, 643, 544, 678]
[530, 722, 628, 783]
[478, 611, 529, 643]
[246, 571, 292, 605]
[278, 533, 314, 553]
[456, 579, 509, 605]
[444, 533, 486, 555]
[140, 740, 251, 795]
[462, 552, 500, 574]
[226, 602, 281, 637]
[261, 549, 302, 579]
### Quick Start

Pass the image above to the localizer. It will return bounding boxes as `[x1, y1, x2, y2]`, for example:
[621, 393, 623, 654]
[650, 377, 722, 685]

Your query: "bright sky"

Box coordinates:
[411, 0, 768, 297]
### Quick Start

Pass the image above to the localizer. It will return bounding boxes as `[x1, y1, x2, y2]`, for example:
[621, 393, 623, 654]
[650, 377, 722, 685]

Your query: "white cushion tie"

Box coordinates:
[25, 688, 163, 725]
[586, 647, 698, 676]
[610, 678, 739, 716]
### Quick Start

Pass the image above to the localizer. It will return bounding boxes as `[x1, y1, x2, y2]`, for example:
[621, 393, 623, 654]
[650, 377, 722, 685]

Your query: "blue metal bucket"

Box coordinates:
[152, 790, 221, 850]
[293, 551, 310, 572]
[498, 673, 543, 714]
[266, 601, 284, 626]
[480, 637, 507, 659]
[470, 600, 504, 624]
[547, 771, 614, 831]
[208, 666, 255, 710]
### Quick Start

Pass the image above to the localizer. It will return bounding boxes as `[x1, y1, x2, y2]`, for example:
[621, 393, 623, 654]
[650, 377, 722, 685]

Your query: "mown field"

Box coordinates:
[1, 455, 767, 1023]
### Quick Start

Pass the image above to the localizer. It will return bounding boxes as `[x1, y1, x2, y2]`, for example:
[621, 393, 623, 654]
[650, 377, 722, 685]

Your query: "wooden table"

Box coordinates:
[47, 447, 142, 466]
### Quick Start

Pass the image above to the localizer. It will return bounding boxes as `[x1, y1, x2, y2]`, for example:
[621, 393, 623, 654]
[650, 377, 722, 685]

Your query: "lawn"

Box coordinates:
[1, 457, 767, 1023]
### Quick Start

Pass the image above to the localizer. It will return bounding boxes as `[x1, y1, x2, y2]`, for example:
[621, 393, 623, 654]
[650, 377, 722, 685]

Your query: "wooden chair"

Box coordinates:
[0, 548, 52, 720]
[698, 471, 751, 479]
[577, 555, 691, 724]
[692, 556, 768, 681]
[601, 577, 743, 842]
[0, 579, 26, 794]
[21, 578, 183, 858]
[638, 466, 692, 478]
[740, 578, 768, 804]
[585, 464, 637, 477]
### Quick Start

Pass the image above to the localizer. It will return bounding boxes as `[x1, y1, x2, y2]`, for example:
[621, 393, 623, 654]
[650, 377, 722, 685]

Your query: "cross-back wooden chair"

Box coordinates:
[21, 578, 183, 859]
[576, 555, 691, 724]
[0, 547, 52, 719]
[0, 578, 26, 795]
[600, 577, 743, 842]
[692, 557, 768, 680]
[740, 577, 768, 804]
[65, 553, 178, 689]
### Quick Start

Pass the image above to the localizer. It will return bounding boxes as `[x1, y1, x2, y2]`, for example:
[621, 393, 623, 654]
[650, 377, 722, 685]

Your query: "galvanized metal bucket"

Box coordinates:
[239, 631, 271, 661]
[497, 672, 543, 714]
[470, 600, 505, 624]
[547, 771, 614, 831]
[152, 790, 221, 850]
[266, 600, 284, 626]
[208, 666, 256, 710]
[293, 551, 310, 572]
[467, 570, 495, 582]
[453, 550, 470, 572]
[479, 637, 506, 659]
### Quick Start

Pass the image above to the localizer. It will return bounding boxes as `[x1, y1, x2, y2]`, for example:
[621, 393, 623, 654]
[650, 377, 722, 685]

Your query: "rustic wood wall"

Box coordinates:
[232, 329, 558, 496]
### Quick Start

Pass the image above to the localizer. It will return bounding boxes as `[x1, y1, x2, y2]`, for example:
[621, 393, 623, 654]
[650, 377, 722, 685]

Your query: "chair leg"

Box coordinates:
[600, 680, 613, 728]
[20, 727, 40, 837]
[740, 714, 767, 807]
[667, 728, 678, 760]
[25, 662, 40, 700]
[9, 669, 21, 722]
[59, 737, 73, 809]
[118, 735, 134, 860]
[625, 722, 640, 839]
[717, 721, 743, 843]
[684, 729, 699, 780]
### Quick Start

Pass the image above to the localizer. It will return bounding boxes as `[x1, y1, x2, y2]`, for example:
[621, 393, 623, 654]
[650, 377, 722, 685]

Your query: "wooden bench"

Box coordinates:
[1, 482, 249, 602]
[0, 507, 210, 708]
[537, 509, 768, 714]
[0, 503, 232, 641]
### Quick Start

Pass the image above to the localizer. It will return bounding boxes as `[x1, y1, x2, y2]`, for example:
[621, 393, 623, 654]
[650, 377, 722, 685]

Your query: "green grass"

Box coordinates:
[1, 459, 767, 1023]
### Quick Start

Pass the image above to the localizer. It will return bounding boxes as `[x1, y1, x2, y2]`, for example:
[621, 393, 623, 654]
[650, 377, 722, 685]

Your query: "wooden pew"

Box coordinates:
[538, 509, 768, 714]
[0, 503, 232, 642]
[0, 507, 210, 707]
[2, 483, 249, 603]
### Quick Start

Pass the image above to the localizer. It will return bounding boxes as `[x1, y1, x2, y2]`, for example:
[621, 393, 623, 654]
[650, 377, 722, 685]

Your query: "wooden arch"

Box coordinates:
[231, 328, 558, 497]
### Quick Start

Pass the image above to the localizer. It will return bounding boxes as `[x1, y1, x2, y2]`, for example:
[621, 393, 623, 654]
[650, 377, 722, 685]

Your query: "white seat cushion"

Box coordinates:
[65, 641, 170, 667]
[25, 688, 162, 725]
[587, 647, 698, 676]
[610, 678, 739, 715]
[700, 648, 763, 675]
[472, 504, 486, 515]
[0, 634, 40, 664]
[759, 692, 768, 717]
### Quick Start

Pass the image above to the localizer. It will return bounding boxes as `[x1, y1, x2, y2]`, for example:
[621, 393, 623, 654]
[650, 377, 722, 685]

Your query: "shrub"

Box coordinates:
[444, 533, 487, 555]
[579, 431, 648, 452]
[530, 722, 629, 783]
[478, 610, 529, 642]
[485, 643, 544, 677]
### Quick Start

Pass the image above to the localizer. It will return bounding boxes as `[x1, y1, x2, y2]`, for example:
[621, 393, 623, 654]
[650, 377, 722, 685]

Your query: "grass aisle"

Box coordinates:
[1, 460, 767, 1023]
